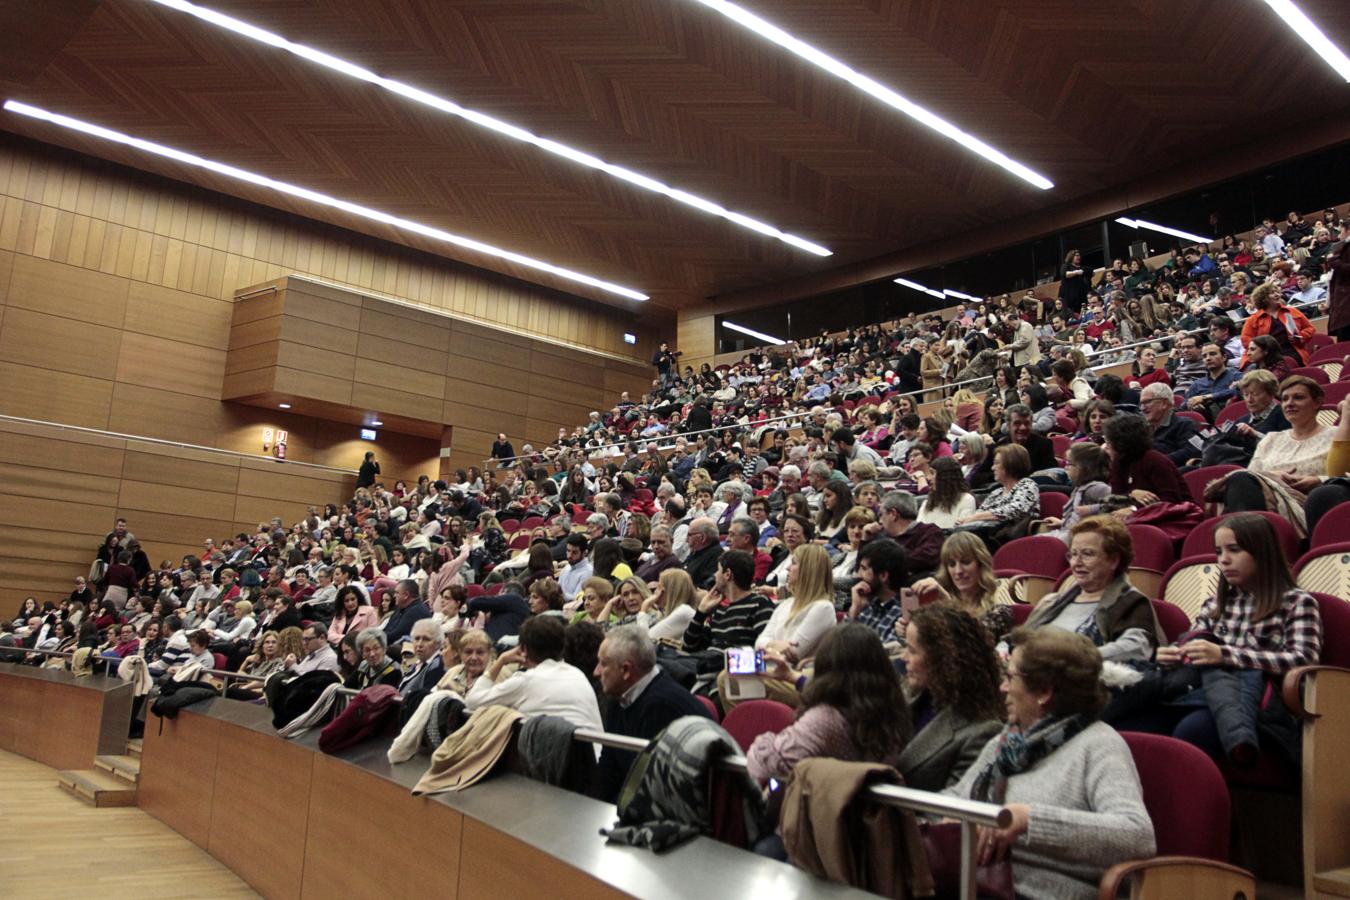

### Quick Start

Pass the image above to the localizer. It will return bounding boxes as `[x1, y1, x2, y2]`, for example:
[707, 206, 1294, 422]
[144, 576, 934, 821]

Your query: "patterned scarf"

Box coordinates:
[970, 713, 1094, 803]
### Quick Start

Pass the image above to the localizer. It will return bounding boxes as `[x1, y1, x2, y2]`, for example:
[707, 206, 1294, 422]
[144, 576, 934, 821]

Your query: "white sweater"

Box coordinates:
[754, 598, 836, 658]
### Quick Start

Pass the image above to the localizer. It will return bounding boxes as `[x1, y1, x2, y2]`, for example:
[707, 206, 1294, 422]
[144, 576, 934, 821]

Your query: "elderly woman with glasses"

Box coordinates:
[1006, 516, 1163, 666]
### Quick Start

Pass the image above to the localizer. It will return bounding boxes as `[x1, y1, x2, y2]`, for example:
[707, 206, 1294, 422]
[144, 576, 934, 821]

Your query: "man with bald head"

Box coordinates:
[681, 516, 723, 590]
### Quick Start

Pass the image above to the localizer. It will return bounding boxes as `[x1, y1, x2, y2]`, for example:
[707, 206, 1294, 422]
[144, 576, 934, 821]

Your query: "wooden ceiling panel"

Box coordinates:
[1, 0, 1348, 319]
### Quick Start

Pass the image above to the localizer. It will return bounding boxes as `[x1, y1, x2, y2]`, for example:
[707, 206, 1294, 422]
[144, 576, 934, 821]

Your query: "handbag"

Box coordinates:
[920, 821, 1015, 900]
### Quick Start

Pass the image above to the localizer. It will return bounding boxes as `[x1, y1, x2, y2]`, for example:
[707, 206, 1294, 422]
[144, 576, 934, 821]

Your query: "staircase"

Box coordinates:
[57, 739, 141, 808]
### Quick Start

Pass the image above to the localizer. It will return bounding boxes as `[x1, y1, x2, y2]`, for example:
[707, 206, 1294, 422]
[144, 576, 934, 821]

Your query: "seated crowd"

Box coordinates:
[4, 203, 1347, 898]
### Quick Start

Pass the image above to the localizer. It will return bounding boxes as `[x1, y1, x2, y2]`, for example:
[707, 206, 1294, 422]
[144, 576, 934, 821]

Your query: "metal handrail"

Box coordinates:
[573, 726, 1007, 900]
[487, 296, 1328, 468]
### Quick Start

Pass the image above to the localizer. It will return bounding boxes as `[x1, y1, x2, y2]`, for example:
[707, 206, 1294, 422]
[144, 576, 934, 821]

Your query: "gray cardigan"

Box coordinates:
[898, 703, 1001, 793]
[945, 721, 1156, 900]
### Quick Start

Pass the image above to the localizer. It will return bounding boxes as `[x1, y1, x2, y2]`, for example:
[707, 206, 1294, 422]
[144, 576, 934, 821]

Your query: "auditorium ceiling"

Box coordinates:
[2, 0, 1349, 319]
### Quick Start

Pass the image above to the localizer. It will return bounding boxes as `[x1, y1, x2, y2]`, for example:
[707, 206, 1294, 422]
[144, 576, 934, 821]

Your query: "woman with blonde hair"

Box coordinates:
[757, 544, 838, 661]
[950, 388, 983, 432]
[635, 567, 699, 645]
[911, 532, 1014, 644]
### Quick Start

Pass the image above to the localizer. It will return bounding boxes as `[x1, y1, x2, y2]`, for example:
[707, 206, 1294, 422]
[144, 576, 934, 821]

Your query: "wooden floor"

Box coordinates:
[0, 750, 257, 899]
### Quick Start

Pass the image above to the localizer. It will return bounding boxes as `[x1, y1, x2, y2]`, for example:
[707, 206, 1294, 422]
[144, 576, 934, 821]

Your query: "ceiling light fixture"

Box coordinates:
[942, 288, 981, 302]
[689, 0, 1054, 191]
[1115, 217, 1211, 245]
[278, 403, 291, 409]
[1261, 0, 1350, 82]
[3, 100, 649, 301]
[144, 0, 832, 257]
[371, 420, 384, 427]
[894, 277, 944, 299]
[722, 320, 786, 345]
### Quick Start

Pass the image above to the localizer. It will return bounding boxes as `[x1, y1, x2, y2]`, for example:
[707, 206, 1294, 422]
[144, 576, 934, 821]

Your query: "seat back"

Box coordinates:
[1050, 434, 1072, 463]
[1181, 512, 1300, 565]
[1322, 380, 1350, 405]
[1294, 544, 1350, 599]
[1120, 732, 1231, 861]
[721, 699, 796, 752]
[1310, 503, 1350, 550]
[500, 518, 521, 533]
[1182, 465, 1241, 507]
[1009, 603, 1033, 627]
[465, 584, 486, 598]
[1213, 400, 1248, 428]
[1317, 405, 1340, 427]
[1175, 410, 1206, 425]
[1151, 600, 1191, 644]
[1289, 366, 1331, 385]
[696, 694, 721, 723]
[521, 516, 546, 529]
[211, 652, 228, 672]
[992, 535, 1069, 580]
[1038, 491, 1068, 520]
[1159, 556, 1221, 622]
[1311, 592, 1350, 669]
[508, 533, 530, 551]
[1316, 360, 1345, 383]
[1126, 524, 1177, 573]
[1306, 334, 1341, 355]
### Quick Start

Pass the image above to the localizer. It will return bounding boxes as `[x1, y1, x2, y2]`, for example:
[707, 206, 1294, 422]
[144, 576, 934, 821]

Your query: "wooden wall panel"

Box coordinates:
[208, 725, 312, 900]
[457, 819, 627, 900]
[0, 361, 114, 428]
[0, 249, 12, 304]
[140, 712, 221, 850]
[5, 252, 128, 327]
[301, 755, 463, 900]
[0, 306, 122, 379]
[116, 331, 226, 399]
[124, 282, 232, 350]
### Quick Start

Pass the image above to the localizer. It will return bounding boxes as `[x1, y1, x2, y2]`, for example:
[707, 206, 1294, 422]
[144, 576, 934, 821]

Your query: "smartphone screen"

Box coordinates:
[726, 647, 763, 675]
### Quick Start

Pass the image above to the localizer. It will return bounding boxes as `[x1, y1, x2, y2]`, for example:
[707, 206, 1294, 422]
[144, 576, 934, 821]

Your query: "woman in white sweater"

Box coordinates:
[947, 627, 1155, 900]
[636, 568, 698, 646]
[756, 544, 837, 661]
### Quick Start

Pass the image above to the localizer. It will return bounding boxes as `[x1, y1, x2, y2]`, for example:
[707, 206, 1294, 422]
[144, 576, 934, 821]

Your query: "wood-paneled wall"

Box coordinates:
[0, 418, 358, 608]
[0, 134, 663, 359]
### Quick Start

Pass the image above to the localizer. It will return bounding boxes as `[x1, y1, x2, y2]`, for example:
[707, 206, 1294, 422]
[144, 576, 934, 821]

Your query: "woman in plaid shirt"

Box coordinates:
[1152, 514, 1321, 767]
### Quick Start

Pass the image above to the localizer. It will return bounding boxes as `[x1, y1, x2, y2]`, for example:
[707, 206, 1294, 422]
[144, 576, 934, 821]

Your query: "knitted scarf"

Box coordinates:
[970, 713, 1094, 803]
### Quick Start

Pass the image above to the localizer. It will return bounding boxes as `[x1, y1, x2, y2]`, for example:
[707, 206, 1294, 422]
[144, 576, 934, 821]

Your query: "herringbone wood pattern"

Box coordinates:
[1, 0, 1348, 313]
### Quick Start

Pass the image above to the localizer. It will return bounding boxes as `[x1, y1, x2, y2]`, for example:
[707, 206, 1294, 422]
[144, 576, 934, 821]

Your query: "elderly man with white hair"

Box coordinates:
[1139, 381, 1204, 465]
[681, 516, 723, 590]
[398, 618, 446, 697]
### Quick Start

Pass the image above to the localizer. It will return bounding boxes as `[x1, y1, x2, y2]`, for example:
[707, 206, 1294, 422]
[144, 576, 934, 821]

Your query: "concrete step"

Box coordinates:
[125, 738, 143, 758]
[93, 754, 140, 785]
[57, 769, 138, 808]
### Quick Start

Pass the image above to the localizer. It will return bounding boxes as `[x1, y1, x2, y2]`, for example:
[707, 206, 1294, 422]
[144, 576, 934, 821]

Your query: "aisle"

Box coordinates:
[0, 749, 257, 899]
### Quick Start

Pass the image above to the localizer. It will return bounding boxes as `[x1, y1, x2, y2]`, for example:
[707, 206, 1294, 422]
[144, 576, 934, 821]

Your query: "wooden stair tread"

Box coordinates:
[1314, 868, 1350, 897]
[57, 769, 138, 807]
[94, 754, 141, 780]
[125, 738, 143, 758]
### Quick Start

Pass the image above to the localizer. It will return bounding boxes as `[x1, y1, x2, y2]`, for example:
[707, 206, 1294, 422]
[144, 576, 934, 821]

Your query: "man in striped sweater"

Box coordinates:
[148, 615, 191, 680]
[681, 551, 774, 653]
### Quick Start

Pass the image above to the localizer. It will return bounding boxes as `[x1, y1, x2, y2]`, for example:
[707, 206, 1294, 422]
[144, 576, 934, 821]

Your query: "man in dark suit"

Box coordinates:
[591, 624, 711, 802]
[680, 517, 723, 590]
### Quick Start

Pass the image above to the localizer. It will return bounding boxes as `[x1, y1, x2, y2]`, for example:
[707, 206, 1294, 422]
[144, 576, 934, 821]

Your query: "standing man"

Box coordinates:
[652, 341, 680, 387]
[1327, 220, 1350, 342]
[356, 451, 380, 489]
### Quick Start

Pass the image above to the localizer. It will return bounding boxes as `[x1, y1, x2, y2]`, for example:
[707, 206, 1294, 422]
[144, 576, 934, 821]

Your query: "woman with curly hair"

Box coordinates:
[898, 605, 1004, 791]
[910, 531, 1014, 644]
[748, 623, 912, 785]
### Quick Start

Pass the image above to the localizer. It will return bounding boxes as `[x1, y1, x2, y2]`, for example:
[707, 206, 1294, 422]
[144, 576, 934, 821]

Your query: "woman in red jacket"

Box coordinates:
[1240, 283, 1315, 366]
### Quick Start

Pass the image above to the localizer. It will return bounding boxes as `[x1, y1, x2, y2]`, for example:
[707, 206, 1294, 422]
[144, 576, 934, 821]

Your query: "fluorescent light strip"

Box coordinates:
[1262, 0, 1350, 82]
[1115, 217, 1211, 245]
[894, 277, 944, 299]
[3, 100, 648, 301]
[943, 288, 980, 302]
[689, 0, 1053, 191]
[723, 320, 786, 345]
[144, 0, 831, 257]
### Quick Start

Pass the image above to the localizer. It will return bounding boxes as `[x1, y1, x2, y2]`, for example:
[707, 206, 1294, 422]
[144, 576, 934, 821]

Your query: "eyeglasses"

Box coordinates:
[1067, 548, 1101, 560]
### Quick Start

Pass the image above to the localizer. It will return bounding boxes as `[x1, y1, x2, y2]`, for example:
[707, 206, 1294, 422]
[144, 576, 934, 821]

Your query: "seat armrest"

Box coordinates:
[1099, 856, 1255, 900]
[1281, 665, 1350, 720]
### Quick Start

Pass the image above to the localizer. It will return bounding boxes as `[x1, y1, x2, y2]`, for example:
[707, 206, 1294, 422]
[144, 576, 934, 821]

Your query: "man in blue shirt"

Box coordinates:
[1185, 342, 1241, 421]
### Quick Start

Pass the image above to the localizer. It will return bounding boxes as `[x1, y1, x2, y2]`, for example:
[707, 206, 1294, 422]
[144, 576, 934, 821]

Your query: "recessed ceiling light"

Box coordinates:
[723, 320, 786, 345]
[894, 277, 944, 299]
[1261, 0, 1350, 82]
[371, 420, 384, 427]
[3, 100, 649, 301]
[145, 0, 831, 257]
[1115, 217, 1211, 245]
[278, 403, 291, 409]
[690, 0, 1054, 191]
